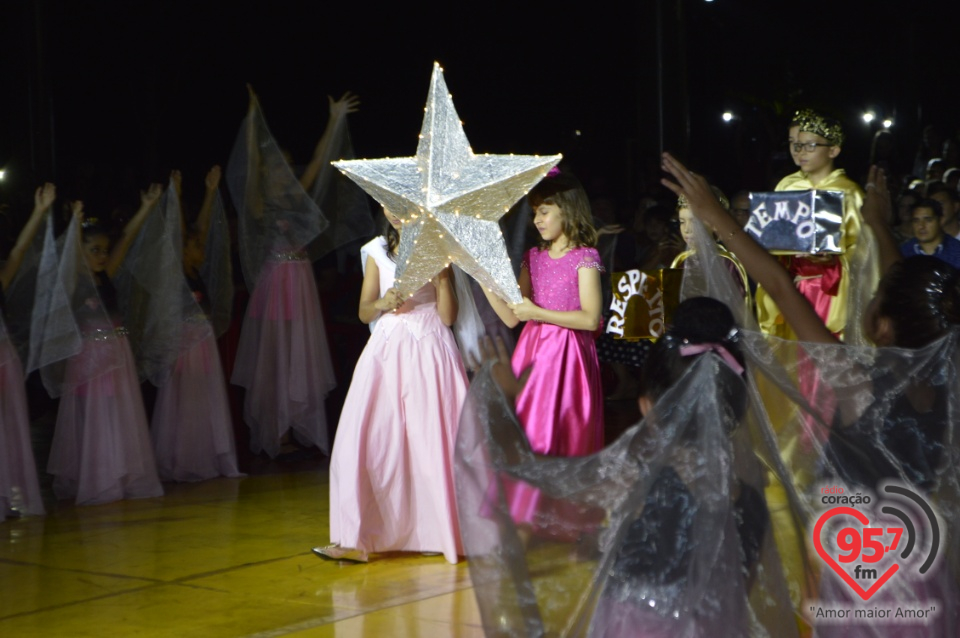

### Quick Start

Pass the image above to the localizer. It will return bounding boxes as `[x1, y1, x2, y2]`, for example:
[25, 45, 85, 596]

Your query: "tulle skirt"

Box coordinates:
[329, 310, 467, 563]
[152, 323, 242, 482]
[48, 336, 163, 506]
[232, 259, 336, 457]
[0, 339, 44, 518]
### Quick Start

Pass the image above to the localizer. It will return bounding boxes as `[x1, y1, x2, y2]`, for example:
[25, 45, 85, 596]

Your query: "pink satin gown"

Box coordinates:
[328, 237, 467, 563]
[509, 247, 605, 531]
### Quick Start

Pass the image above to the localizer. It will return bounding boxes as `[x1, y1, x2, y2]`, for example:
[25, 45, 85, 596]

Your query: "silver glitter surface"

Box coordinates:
[334, 63, 560, 303]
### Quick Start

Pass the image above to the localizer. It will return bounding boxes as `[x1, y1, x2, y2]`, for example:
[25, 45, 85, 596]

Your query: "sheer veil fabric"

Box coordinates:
[226, 94, 336, 456]
[456, 216, 960, 636]
[457, 356, 798, 637]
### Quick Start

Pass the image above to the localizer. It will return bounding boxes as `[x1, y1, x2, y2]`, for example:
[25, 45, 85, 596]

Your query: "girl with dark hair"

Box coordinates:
[487, 173, 603, 536]
[227, 88, 337, 459]
[316, 206, 467, 564]
[30, 187, 164, 506]
[484, 172, 605, 530]
[456, 297, 795, 637]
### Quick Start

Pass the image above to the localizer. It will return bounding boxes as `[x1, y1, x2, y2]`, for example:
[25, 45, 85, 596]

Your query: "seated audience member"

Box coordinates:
[900, 198, 960, 268]
[928, 182, 960, 239]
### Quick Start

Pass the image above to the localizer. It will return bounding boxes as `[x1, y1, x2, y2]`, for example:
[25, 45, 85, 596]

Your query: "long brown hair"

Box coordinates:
[384, 215, 400, 259]
[528, 172, 598, 249]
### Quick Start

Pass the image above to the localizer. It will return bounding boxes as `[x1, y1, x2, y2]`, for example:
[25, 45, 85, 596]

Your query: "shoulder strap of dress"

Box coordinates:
[360, 236, 390, 275]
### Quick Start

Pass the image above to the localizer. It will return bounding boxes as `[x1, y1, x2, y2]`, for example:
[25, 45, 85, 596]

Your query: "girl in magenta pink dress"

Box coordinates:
[486, 172, 605, 530]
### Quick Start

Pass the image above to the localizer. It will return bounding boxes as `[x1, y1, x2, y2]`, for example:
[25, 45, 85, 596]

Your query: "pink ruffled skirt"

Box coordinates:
[152, 323, 242, 482]
[0, 339, 44, 518]
[232, 259, 336, 457]
[48, 335, 163, 506]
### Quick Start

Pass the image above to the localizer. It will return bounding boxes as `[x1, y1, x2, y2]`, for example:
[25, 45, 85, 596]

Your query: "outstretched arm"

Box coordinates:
[1, 183, 56, 290]
[483, 288, 520, 328]
[480, 265, 531, 329]
[245, 84, 265, 220]
[193, 165, 222, 251]
[105, 183, 162, 278]
[861, 165, 902, 277]
[660, 152, 837, 345]
[300, 91, 360, 192]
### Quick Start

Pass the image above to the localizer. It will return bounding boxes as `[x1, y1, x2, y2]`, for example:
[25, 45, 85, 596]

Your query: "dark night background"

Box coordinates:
[1, 0, 959, 219]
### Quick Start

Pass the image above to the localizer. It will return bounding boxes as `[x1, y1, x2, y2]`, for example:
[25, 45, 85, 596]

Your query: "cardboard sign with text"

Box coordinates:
[606, 269, 682, 340]
[746, 190, 844, 255]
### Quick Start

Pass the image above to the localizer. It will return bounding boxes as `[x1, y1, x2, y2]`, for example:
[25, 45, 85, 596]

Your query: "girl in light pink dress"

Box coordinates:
[316, 208, 467, 564]
[144, 168, 241, 482]
[227, 90, 336, 458]
[32, 192, 164, 506]
[485, 171, 605, 534]
[0, 184, 55, 520]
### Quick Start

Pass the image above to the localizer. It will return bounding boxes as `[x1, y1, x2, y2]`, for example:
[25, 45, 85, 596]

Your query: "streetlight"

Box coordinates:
[862, 111, 876, 124]
[882, 119, 894, 129]
[722, 111, 735, 123]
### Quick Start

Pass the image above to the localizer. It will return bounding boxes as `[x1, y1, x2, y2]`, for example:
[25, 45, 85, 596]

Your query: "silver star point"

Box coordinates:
[334, 64, 560, 303]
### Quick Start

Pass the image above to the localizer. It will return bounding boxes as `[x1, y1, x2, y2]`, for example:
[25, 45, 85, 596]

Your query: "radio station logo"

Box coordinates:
[812, 482, 941, 604]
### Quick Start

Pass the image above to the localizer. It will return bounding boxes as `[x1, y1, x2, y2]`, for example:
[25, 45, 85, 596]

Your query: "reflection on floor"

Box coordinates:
[0, 469, 483, 637]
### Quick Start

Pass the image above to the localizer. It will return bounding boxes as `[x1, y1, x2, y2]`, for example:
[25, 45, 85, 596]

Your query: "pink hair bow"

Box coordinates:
[678, 342, 744, 376]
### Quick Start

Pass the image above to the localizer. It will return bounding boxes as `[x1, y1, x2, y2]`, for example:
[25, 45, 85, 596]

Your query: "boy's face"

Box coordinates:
[788, 125, 802, 166]
[796, 131, 839, 176]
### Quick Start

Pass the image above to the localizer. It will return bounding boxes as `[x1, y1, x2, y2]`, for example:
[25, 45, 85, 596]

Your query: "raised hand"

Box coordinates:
[141, 183, 163, 207]
[660, 153, 726, 228]
[328, 91, 360, 120]
[71, 200, 85, 220]
[34, 183, 56, 211]
[862, 165, 891, 226]
[205, 165, 222, 192]
[170, 170, 183, 196]
[861, 165, 901, 275]
[1, 183, 58, 288]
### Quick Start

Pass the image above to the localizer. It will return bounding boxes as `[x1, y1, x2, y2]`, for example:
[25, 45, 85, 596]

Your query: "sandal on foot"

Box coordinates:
[311, 545, 369, 563]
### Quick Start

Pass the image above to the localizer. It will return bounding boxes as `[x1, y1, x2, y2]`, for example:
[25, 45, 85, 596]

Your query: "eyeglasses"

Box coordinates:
[790, 141, 833, 153]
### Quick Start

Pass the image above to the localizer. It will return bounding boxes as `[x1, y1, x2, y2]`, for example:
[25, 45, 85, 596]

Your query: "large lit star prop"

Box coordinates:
[334, 63, 560, 303]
